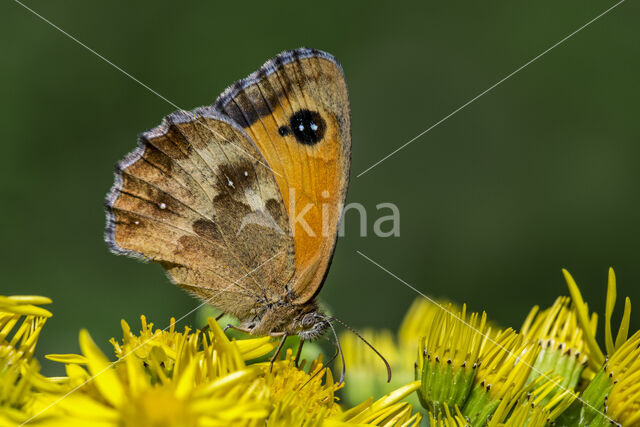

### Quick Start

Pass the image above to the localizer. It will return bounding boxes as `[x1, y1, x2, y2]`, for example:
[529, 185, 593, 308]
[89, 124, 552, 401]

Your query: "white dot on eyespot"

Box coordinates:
[134, 220, 140, 225]
[310, 123, 318, 131]
[298, 124, 305, 131]
[244, 171, 248, 177]
[159, 203, 167, 210]
[228, 180, 234, 187]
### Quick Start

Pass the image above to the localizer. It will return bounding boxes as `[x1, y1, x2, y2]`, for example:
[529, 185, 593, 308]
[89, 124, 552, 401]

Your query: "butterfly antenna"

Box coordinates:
[325, 319, 346, 386]
[298, 342, 340, 391]
[328, 315, 392, 383]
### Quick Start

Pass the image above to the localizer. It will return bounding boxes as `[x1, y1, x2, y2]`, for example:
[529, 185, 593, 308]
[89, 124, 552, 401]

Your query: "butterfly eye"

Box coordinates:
[287, 109, 326, 145]
[302, 314, 315, 327]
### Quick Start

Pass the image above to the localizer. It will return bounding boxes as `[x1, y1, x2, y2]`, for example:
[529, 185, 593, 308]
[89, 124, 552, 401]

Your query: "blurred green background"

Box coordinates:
[2, 1, 639, 376]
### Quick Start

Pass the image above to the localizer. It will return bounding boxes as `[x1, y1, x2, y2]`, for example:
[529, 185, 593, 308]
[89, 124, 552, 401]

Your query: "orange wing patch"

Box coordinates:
[215, 49, 351, 304]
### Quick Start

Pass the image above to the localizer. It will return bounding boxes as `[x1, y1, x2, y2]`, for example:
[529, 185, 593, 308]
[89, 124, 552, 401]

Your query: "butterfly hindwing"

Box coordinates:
[215, 48, 351, 304]
[105, 107, 296, 318]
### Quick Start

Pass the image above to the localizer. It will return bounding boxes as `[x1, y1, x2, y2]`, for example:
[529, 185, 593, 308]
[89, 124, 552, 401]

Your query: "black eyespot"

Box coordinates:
[289, 109, 326, 145]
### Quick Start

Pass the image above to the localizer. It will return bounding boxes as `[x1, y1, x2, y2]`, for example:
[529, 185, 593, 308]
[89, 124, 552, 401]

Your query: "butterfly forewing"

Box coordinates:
[215, 48, 351, 304]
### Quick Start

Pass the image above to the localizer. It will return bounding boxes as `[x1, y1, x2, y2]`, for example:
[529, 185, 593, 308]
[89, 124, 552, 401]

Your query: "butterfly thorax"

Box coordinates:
[247, 300, 328, 341]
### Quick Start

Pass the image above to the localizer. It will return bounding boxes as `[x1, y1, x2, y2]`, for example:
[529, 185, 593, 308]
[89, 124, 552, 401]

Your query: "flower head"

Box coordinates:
[7, 266, 640, 426]
[0, 295, 57, 425]
[417, 303, 488, 416]
[488, 375, 577, 426]
[579, 330, 640, 426]
[605, 332, 640, 425]
[37, 320, 274, 426]
[338, 297, 456, 407]
[563, 268, 631, 371]
[263, 347, 342, 423]
[521, 296, 589, 397]
[461, 328, 539, 424]
[39, 314, 423, 426]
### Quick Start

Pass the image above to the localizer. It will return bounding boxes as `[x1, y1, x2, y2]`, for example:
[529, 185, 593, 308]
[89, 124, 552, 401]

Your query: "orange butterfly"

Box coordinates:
[105, 48, 388, 382]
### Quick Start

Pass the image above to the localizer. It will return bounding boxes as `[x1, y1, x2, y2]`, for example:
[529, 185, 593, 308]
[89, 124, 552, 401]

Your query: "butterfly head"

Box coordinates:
[296, 310, 329, 341]
[252, 301, 328, 341]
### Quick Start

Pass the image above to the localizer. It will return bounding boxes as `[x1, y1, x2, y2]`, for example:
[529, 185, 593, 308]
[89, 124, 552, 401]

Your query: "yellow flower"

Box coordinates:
[562, 267, 640, 426]
[489, 375, 577, 426]
[563, 268, 630, 371]
[0, 295, 52, 364]
[520, 296, 589, 395]
[0, 295, 59, 426]
[427, 375, 576, 426]
[414, 268, 637, 427]
[41, 315, 406, 426]
[260, 349, 341, 426]
[10, 266, 640, 426]
[338, 297, 455, 407]
[427, 404, 469, 427]
[265, 348, 341, 418]
[35, 320, 276, 426]
[36, 311, 427, 426]
[605, 330, 640, 425]
[579, 330, 640, 426]
[398, 298, 451, 348]
[417, 303, 488, 416]
[461, 328, 539, 425]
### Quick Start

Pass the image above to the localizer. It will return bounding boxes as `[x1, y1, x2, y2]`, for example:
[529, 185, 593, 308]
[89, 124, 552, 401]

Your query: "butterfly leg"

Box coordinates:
[199, 312, 226, 335]
[269, 332, 289, 373]
[294, 339, 305, 367]
[223, 324, 252, 334]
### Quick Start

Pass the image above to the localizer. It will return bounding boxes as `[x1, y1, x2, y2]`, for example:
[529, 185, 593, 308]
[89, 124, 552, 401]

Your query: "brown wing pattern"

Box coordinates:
[215, 48, 351, 304]
[105, 107, 295, 318]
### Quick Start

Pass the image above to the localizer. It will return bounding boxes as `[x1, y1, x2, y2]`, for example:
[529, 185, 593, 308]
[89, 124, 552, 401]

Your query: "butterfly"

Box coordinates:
[105, 48, 389, 382]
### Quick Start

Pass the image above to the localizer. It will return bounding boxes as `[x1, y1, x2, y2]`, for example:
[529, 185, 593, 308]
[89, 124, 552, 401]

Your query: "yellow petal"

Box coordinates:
[562, 269, 605, 367]
[234, 336, 276, 360]
[241, 343, 277, 361]
[347, 381, 420, 424]
[45, 354, 88, 365]
[605, 267, 617, 355]
[370, 381, 420, 413]
[332, 398, 374, 422]
[79, 329, 125, 407]
[615, 297, 632, 349]
[29, 371, 67, 393]
[0, 302, 52, 317]
[194, 367, 261, 398]
[6, 295, 52, 305]
[124, 354, 148, 396]
[175, 358, 198, 399]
